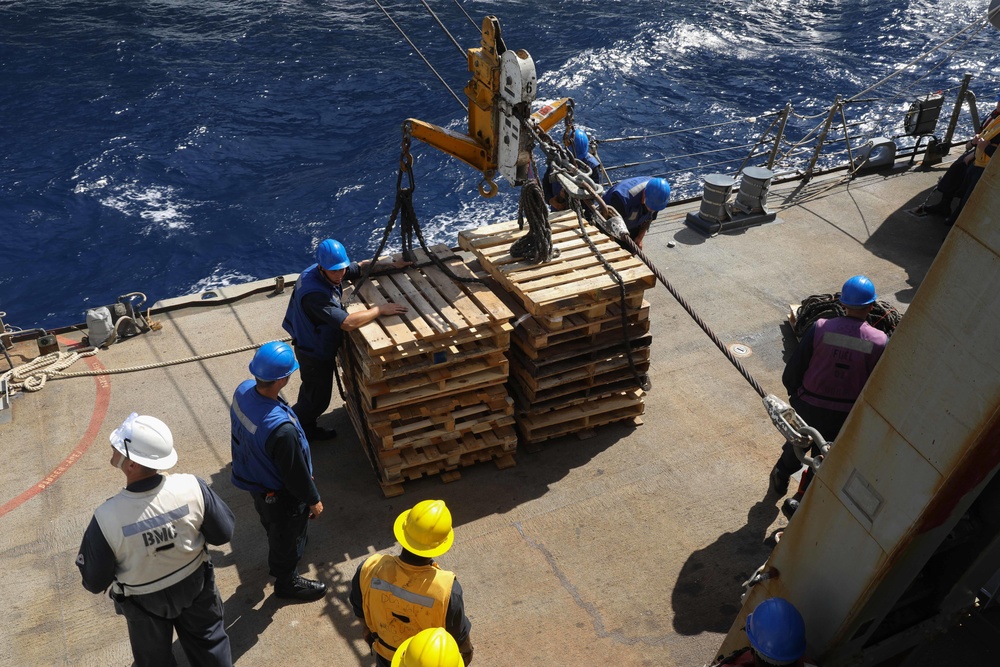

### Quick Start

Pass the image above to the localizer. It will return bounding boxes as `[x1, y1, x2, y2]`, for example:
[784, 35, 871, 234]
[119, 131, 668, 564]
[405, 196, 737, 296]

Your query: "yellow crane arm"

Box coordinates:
[404, 15, 573, 198]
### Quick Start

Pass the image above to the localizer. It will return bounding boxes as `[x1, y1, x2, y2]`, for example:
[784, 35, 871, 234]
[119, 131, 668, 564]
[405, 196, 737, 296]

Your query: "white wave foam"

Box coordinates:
[185, 268, 258, 295]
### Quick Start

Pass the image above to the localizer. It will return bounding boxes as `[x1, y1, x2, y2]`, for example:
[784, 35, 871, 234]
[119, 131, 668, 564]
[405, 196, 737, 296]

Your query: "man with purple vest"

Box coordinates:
[281, 239, 409, 440]
[769, 275, 888, 501]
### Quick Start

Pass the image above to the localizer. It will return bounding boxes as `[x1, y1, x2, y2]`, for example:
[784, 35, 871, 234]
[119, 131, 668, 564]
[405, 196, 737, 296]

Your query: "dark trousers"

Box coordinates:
[773, 396, 850, 482]
[116, 562, 232, 667]
[947, 165, 985, 225]
[291, 348, 336, 432]
[252, 490, 310, 581]
[936, 153, 973, 200]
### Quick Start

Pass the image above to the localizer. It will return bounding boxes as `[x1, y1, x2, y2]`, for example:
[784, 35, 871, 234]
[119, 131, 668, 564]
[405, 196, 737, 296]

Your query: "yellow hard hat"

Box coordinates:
[390, 628, 464, 667]
[393, 500, 455, 558]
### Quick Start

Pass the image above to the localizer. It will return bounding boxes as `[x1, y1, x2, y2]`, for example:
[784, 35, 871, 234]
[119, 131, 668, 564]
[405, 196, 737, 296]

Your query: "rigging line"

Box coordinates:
[417, 0, 466, 58]
[372, 0, 468, 112]
[602, 141, 767, 171]
[613, 232, 767, 399]
[597, 113, 777, 143]
[451, 0, 478, 30]
[845, 15, 990, 103]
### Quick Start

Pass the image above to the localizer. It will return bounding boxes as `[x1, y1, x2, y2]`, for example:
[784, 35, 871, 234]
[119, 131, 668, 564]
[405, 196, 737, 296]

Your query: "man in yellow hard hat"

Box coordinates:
[392, 627, 464, 667]
[349, 500, 474, 666]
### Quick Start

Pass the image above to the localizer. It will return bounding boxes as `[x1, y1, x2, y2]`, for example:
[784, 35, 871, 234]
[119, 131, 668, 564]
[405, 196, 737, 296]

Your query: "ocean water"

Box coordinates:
[1, 0, 997, 330]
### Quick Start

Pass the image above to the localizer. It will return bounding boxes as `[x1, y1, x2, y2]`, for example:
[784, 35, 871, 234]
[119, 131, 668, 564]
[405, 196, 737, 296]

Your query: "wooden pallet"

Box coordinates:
[508, 375, 646, 415]
[515, 390, 646, 444]
[510, 334, 652, 377]
[350, 383, 513, 426]
[368, 398, 515, 450]
[513, 301, 650, 354]
[457, 214, 655, 319]
[345, 245, 514, 360]
[510, 345, 651, 388]
[350, 332, 510, 382]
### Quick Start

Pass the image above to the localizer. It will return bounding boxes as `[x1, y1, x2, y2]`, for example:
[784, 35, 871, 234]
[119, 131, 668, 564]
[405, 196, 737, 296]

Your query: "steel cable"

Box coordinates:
[615, 233, 768, 399]
[371, 0, 467, 112]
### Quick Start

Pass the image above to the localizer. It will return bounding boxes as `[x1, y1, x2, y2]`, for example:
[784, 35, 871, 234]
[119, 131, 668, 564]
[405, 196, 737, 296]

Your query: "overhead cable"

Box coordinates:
[372, 0, 467, 112]
[417, 0, 466, 58]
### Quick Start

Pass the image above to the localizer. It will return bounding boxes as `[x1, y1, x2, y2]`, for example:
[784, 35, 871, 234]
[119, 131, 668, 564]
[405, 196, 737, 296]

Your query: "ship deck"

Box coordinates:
[2, 155, 997, 666]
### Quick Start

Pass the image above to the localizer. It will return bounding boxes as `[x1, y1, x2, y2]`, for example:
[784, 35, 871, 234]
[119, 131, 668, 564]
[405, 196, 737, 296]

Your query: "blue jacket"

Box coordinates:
[230, 379, 312, 492]
[282, 263, 355, 360]
[605, 176, 657, 236]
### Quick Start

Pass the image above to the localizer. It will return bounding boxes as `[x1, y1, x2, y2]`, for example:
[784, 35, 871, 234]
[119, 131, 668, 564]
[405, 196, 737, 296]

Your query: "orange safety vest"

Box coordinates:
[359, 554, 456, 661]
[974, 116, 1000, 168]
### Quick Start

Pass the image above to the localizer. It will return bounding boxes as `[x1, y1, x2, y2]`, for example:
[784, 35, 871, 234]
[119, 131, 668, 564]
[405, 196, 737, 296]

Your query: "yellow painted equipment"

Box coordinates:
[405, 16, 572, 197]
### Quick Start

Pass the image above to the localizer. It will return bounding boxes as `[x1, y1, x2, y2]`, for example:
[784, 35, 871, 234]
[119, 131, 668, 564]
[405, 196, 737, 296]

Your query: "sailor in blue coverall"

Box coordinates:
[281, 238, 409, 440]
[603, 176, 671, 248]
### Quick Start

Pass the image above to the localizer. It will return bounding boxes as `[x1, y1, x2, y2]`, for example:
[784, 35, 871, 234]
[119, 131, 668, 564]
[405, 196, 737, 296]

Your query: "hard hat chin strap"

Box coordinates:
[115, 438, 132, 470]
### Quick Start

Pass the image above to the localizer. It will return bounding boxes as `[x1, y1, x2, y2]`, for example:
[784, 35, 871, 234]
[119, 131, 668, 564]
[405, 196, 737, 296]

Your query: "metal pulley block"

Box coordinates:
[594, 212, 629, 241]
[554, 166, 604, 203]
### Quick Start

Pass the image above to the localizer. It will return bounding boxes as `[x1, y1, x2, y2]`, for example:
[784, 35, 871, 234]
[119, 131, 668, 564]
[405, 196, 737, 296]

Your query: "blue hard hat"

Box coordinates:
[840, 274, 877, 307]
[572, 128, 590, 160]
[746, 597, 807, 664]
[644, 178, 671, 211]
[317, 239, 350, 271]
[249, 341, 299, 381]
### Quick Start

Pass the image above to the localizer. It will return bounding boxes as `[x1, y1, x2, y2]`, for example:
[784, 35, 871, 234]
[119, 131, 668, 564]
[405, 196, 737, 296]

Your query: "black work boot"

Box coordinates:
[768, 467, 789, 497]
[275, 574, 327, 602]
[781, 493, 803, 520]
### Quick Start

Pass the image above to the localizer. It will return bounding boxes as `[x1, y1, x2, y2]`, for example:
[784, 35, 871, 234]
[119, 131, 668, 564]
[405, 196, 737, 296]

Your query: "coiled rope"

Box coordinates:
[792, 294, 901, 339]
[509, 179, 557, 264]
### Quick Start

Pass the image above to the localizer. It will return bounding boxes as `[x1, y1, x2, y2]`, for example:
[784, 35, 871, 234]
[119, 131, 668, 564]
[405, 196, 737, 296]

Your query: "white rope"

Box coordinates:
[0, 336, 291, 394]
[1, 348, 100, 393]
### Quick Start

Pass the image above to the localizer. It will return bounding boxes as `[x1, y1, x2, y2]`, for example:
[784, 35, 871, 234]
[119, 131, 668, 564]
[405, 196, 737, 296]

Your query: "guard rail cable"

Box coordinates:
[0, 337, 291, 395]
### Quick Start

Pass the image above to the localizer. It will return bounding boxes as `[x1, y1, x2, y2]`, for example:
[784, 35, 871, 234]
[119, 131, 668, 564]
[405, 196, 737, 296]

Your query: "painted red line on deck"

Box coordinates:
[0, 339, 111, 518]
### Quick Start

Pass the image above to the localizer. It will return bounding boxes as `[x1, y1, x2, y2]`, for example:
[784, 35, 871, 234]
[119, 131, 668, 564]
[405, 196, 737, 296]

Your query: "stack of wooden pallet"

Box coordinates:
[457, 212, 655, 444]
[340, 245, 516, 497]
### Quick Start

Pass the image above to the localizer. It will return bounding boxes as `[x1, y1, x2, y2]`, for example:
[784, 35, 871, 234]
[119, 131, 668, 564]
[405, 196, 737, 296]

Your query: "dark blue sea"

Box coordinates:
[2, 0, 997, 330]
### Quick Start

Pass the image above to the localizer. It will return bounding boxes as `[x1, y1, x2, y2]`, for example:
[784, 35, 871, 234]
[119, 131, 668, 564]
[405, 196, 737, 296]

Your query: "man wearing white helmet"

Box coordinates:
[76, 413, 235, 667]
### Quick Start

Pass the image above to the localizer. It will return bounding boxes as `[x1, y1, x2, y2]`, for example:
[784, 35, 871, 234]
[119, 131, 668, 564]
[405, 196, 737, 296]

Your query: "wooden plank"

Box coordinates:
[420, 262, 492, 328]
[435, 249, 514, 324]
[386, 270, 454, 336]
[369, 366, 509, 410]
[401, 265, 468, 332]
[372, 274, 438, 340]
[516, 391, 645, 443]
[527, 267, 655, 313]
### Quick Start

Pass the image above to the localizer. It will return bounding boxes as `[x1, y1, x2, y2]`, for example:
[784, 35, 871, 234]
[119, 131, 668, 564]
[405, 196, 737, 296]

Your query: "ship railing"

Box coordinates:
[592, 74, 987, 203]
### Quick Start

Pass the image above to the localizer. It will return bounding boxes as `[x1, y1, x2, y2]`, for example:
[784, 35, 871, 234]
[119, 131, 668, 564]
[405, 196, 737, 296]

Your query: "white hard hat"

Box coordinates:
[110, 413, 177, 470]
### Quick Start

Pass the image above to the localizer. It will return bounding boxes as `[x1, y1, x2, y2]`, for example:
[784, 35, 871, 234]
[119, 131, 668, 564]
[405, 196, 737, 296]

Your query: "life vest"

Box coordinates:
[605, 176, 656, 236]
[359, 554, 456, 662]
[799, 317, 887, 412]
[230, 379, 312, 492]
[973, 116, 1000, 168]
[281, 263, 344, 360]
[94, 473, 208, 596]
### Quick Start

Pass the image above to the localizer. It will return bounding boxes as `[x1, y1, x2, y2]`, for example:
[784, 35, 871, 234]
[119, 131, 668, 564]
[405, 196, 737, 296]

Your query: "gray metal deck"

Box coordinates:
[0, 156, 992, 666]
